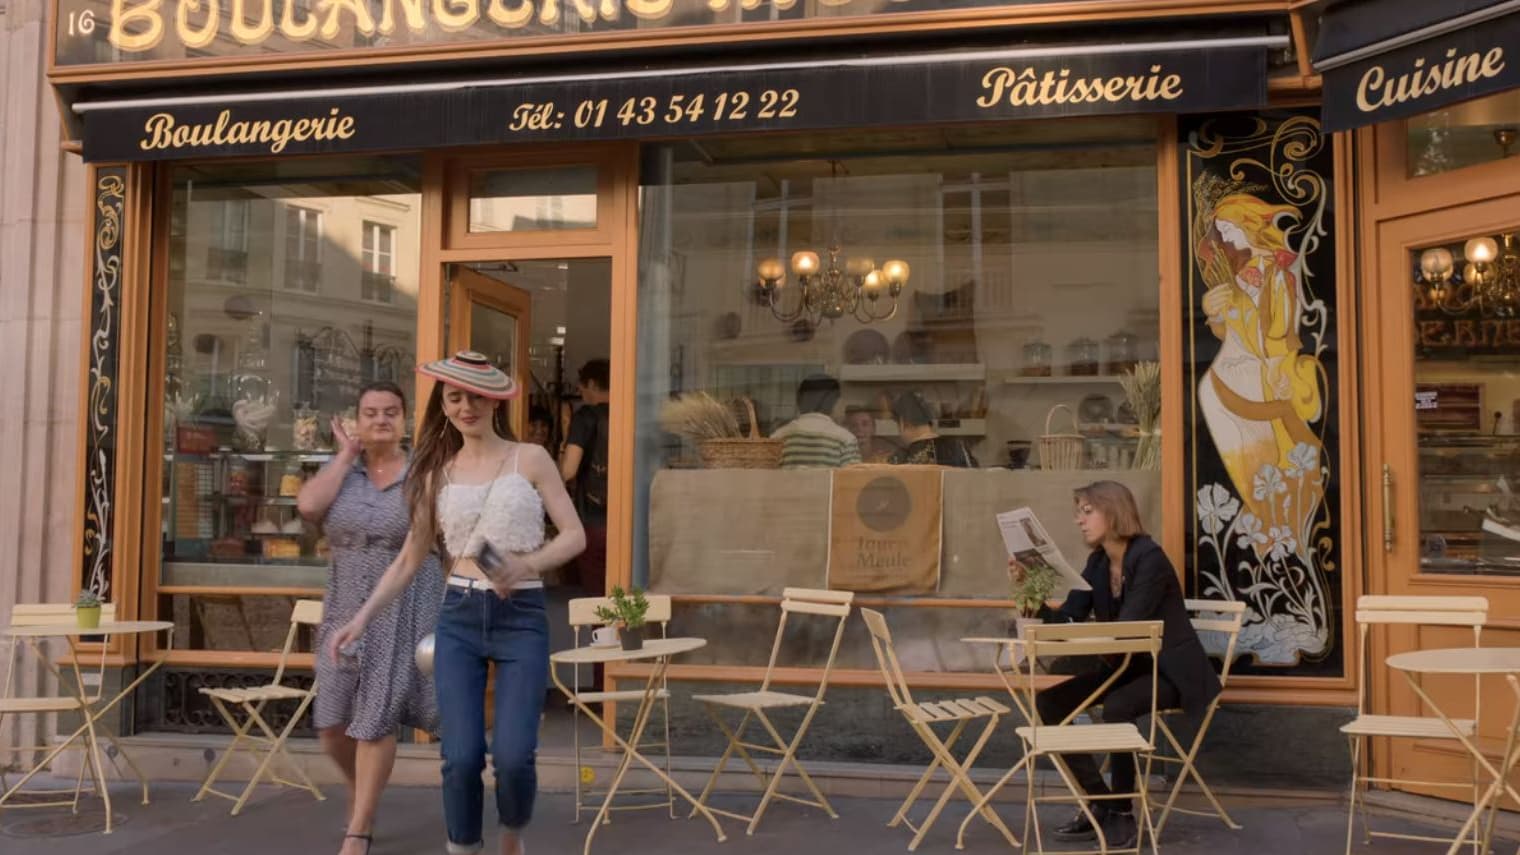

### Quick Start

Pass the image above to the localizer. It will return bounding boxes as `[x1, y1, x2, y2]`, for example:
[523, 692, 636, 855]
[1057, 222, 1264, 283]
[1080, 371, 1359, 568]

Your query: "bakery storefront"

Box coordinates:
[48, 0, 1388, 780]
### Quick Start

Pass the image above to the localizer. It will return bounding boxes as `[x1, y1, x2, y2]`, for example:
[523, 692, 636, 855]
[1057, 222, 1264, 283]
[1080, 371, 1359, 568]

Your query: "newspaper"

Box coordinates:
[995, 507, 1090, 592]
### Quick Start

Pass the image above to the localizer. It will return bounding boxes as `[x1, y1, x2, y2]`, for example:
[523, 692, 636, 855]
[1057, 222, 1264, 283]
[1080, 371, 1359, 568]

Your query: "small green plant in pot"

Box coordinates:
[594, 586, 651, 651]
[1009, 559, 1058, 663]
[75, 589, 102, 630]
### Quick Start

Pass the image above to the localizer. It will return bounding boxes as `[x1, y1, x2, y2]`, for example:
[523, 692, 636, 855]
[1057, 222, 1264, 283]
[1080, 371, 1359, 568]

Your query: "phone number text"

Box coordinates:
[508, 90, 802, 132]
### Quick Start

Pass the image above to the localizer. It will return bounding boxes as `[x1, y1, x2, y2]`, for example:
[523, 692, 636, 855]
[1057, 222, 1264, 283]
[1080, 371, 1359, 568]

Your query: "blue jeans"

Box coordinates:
[433, 585, 549, 853]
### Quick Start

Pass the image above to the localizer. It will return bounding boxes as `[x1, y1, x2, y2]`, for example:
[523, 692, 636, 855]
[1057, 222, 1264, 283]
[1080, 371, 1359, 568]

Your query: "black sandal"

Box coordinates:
[344, 833, 372, 854]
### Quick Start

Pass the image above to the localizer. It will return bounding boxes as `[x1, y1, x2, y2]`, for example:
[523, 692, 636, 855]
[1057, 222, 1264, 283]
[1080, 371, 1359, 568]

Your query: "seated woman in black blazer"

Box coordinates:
[1009, 480, 1221, 848]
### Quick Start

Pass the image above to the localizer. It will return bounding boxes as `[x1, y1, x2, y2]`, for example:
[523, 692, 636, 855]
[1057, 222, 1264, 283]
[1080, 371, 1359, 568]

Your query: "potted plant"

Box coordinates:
[594, 586, 651, 651]
[75, 589, 102, 630]
[1009, 558, 1059, 661]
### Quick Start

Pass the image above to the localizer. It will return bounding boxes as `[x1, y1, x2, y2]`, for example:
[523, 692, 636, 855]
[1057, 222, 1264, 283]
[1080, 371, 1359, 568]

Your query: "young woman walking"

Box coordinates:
[330, 352, 586, 855]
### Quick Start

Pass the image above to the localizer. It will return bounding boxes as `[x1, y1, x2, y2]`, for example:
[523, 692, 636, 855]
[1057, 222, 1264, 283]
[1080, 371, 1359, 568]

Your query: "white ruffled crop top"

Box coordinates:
[437, 447, 546, 561]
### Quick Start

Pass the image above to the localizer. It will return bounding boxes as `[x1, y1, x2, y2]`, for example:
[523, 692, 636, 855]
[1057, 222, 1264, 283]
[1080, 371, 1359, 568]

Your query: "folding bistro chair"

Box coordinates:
[0, 604, 117, 811]
[1150, 599, 1247, 836]
[1016, 620, 1164, 855]
[565, 594, 675, 823]
[690, 588, 854, 835]
[1341, 595, 1488, 855]
[860, 608, 1020, 851]
[193, 599, 324, 815]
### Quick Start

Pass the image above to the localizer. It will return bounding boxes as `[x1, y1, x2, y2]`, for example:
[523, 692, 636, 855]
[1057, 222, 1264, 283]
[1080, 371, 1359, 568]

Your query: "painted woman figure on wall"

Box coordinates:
[1196, 192, 1330, 660]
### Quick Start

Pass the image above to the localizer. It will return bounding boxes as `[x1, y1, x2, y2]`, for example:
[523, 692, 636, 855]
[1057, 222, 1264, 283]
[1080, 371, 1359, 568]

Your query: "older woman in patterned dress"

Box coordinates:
[298, 381, 443, 855]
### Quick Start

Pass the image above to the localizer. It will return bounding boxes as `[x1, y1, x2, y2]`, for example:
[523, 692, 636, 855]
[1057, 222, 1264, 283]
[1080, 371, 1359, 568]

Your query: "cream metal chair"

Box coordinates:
[860, 608, 1021, 851]
[1016, 620, 1164, 855]
[1341, 594, 1488, 855]
[0, 603, 118, 811]
[193, 599, 325, 815]
[690, 587, 854, 835]
[1150, 599, 1247, 836]
[565, 593, 675, 823]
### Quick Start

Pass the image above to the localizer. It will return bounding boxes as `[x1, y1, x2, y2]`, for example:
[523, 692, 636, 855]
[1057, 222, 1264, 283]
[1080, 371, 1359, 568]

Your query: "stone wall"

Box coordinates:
[0, 0, 88, 760]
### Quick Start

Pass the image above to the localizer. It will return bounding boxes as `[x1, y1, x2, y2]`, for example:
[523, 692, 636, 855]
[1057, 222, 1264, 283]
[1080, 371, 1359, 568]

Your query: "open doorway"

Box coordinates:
[445, 258, 613, 667]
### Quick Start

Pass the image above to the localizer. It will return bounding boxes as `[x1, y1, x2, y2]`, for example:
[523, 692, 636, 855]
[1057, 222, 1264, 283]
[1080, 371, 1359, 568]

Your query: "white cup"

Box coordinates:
[591, 626, 619, 647]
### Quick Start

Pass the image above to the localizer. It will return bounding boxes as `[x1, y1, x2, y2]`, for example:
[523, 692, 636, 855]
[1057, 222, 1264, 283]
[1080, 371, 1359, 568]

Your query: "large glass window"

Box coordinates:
[634, 121, 1163, 670]
[160, 158, 422, 652]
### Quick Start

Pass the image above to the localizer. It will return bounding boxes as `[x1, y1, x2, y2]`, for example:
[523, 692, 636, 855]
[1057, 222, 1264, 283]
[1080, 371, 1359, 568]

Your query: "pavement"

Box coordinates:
[0, 778, 1508, 855]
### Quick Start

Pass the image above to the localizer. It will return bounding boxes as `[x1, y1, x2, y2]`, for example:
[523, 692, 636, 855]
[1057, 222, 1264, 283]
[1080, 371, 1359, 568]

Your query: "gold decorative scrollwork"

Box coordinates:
[83, 171, 126, 601]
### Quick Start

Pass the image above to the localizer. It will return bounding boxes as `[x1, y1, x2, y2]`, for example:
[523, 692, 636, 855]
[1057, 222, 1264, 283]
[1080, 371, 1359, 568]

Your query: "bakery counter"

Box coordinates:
[647, 467, 1161, 598]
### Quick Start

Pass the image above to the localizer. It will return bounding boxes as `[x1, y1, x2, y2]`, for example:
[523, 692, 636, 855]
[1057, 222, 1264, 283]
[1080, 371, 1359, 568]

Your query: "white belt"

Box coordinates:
[447, 574, 543, 592]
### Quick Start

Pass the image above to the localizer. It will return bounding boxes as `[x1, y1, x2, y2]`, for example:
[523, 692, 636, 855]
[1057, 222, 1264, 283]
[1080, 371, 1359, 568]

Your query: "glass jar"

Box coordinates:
[1105, 331, 1138, 375]
[1021, 339, 1053, 377]
[1066, 337, 1100, 376]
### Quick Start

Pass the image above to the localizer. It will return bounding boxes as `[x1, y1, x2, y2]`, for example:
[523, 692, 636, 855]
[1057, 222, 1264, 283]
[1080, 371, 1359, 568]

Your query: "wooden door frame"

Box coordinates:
[1358, 112, 1520, 791]
[447, 267, 535, 440]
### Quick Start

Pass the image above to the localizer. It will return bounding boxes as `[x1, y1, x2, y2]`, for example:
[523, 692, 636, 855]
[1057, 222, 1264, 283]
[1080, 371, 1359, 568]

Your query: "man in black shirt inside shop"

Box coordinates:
[560, 359, 610, 599]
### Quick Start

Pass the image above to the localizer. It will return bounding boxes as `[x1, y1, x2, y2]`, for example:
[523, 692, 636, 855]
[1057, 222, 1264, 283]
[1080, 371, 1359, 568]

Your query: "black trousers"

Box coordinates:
[1034, 663, 1180, 813]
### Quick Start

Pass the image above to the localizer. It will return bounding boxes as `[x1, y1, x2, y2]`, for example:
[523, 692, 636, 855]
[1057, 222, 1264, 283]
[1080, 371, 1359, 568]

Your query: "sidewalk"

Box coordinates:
[0, 779, 1505, 855]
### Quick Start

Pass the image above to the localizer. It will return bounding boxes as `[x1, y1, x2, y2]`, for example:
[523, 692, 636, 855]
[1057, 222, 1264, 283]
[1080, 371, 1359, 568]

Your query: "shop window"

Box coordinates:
[284, 205, 324, 292]
[361, 220, 396, 304]
[1411, 227, 1520, 576]
[467, 165, 598, 233]
[633, 120, 1162, 660]
[1407, 90, 1520, 178]
[161, 158, 422, 652]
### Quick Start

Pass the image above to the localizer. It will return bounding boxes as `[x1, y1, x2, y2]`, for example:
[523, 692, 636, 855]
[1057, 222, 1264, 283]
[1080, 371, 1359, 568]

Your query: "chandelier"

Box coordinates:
[754, 247, 910, 325]
[1416, 234, 1520, 317]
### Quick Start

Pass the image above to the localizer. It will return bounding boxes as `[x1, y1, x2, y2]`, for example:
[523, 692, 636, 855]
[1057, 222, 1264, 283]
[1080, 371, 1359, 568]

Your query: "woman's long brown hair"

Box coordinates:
[406, 382, 515, 548]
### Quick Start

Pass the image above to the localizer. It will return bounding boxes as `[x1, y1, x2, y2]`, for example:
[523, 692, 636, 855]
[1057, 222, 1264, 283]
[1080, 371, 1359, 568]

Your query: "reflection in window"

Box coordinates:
[362, 221, 396, 304]
[162, 158, 422, 651]
[633, 121, 1163, 652]
[285, 206, 324, 292]
[467, 165, 598, 232]
[1407, 89, 1520, 178]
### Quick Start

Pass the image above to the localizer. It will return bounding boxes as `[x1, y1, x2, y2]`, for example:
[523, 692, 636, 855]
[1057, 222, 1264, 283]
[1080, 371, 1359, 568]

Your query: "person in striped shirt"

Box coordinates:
[771, 375, 861, 469]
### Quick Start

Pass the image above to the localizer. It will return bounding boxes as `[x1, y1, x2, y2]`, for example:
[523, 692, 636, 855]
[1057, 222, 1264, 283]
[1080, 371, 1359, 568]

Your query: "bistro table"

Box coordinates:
[0, 620, 174, 834]
[954, 636, 1069, 850]
[1386, 647, 1520, 855]
[550, 636, 726, 854]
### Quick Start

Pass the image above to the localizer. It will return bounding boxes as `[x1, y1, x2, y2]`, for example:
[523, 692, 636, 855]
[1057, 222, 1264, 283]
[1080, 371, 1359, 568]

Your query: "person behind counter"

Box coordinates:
[1010, 480, 1221, 849]
[888, 391, 977, 467]
[298, 382, 443, 855]
[771, 374, 861, 469]
[844, 405, 899, 463]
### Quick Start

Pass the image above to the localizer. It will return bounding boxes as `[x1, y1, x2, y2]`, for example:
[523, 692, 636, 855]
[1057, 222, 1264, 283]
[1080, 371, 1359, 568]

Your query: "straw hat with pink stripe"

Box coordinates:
[417, 351, 519, 400]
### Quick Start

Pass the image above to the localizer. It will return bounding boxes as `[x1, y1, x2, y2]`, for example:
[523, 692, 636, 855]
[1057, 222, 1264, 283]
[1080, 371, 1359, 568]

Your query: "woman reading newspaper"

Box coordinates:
[1008, 480, 1220, 849]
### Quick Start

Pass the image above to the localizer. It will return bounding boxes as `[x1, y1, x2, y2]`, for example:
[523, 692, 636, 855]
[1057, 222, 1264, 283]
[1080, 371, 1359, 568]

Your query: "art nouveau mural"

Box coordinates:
[1181, 111, 1343, 676]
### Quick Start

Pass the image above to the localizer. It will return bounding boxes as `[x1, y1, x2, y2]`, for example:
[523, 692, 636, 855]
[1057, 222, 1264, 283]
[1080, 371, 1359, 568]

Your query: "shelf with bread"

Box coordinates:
[995, 372, 1126, 386]
[873, 417, 987, 437]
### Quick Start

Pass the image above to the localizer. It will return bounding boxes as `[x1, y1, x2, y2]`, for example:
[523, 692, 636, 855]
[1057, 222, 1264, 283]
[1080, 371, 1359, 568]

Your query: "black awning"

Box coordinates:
[1314, 0, 1520, 131]
[76, 33, 1280, 162]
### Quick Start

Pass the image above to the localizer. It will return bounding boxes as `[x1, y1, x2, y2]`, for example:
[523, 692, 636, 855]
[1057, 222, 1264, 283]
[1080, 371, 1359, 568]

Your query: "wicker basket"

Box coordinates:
[1038, 404, 1086, 471]
[698, 397, 783, 469]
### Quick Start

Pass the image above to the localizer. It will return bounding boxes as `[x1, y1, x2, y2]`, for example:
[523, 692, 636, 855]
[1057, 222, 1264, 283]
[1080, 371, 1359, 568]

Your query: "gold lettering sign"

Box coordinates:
[103, 0, 886, 51]
[138, 107, 358, 154]
[1355, 45, 1507, 114]
[975, 64, 1185, 110]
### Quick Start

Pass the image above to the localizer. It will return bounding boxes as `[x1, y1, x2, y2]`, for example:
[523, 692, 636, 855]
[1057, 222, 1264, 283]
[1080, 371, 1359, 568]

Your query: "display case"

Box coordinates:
[1418, 434, 1520, 576]
[163, 445, 331, 590]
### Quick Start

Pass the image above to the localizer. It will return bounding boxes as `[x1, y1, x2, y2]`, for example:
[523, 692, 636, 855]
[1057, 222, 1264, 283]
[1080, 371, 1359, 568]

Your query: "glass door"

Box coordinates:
[1369, 192, 1520, 801]
[448, 265, 533, 439]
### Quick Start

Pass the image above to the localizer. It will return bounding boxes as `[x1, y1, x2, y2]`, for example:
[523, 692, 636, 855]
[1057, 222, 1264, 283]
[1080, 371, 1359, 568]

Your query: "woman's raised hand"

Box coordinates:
[331, 416, 361, 460]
